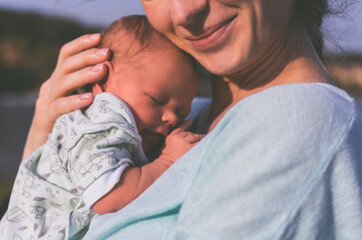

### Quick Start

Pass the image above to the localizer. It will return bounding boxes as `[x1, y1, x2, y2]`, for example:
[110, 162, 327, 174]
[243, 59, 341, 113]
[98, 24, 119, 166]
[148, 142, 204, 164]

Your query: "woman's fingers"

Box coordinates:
[22, 34, 110, 161]
[57, 47, 110, 76]
[52, 63, 108, 98]
[33, 92, 94, 134]
[51, 33, 110, 90]
[46, 34, 111, 100]
[49, 93, 94, 119]
[57, 33, 102, 65]
[35, 63, 108, 128]
[22, 93, 94, 161]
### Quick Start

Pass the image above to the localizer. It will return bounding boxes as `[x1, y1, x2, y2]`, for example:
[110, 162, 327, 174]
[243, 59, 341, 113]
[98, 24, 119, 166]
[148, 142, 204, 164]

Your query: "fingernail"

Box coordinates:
[80, 93, 93, 100]
[96, 48, 108, 56]
[91, 63, 104, 72]
[89, 33, 101, 40]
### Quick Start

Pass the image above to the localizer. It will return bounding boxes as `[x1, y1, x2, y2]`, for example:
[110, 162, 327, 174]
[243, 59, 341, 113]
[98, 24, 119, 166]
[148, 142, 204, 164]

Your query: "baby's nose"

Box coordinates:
[162, 111, 178, 129]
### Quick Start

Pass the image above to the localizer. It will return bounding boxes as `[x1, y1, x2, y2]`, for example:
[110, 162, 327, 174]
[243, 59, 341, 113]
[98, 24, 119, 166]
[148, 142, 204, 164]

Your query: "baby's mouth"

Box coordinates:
[140, 130, 166, 157]
[142, 130, 164, 144]
[141, 130, 165, 151]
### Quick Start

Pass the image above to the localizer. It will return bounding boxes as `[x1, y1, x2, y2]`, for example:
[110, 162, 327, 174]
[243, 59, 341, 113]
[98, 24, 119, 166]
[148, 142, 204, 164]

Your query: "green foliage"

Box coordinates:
[0, 179, 12, 219]
[0, 9, 101, 92]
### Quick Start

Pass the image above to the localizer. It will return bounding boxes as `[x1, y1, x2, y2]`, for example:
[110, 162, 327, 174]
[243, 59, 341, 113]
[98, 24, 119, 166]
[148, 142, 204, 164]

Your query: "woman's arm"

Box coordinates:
[22, 34, 110, 161]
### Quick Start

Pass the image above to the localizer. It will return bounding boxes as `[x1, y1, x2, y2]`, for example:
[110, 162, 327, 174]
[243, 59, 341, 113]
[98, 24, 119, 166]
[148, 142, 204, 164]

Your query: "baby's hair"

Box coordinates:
[100, 15, 180, 68]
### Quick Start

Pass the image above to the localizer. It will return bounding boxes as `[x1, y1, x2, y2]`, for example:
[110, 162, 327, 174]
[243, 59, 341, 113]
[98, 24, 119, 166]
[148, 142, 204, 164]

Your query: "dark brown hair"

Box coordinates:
[294, 0, 352, 60]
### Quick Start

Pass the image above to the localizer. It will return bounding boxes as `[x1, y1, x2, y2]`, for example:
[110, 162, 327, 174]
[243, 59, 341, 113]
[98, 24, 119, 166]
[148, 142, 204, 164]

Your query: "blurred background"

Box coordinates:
[0, 0, 362, 216]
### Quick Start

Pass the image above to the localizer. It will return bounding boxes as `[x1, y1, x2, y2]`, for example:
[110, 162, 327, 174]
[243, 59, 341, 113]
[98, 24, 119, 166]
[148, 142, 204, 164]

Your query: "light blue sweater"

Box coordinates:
[84, 83, 362, 240]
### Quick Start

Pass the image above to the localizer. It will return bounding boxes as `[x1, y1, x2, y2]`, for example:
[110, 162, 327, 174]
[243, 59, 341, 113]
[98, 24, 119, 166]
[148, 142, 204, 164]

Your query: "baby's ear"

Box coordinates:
[104, 61, 114, 71]
[92, 83, 104, 94]
[92, 61, 114, 94]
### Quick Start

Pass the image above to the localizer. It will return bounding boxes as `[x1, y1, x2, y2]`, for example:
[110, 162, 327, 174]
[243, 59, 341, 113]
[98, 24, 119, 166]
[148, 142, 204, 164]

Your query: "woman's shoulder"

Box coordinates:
[227, 83, 358, 126]
[246, 82, 354, 109]
[212, 83, 360, 158]
[189, 85, 362, 240]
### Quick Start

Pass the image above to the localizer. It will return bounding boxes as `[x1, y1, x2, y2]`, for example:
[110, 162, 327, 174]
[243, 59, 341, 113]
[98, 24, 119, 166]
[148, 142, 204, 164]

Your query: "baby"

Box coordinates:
[0, 15, 201, 239]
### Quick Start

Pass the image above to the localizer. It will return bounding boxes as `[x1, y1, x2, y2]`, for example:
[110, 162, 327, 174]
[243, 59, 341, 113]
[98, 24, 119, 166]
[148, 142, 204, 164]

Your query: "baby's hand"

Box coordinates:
[159, 121, 204, 163]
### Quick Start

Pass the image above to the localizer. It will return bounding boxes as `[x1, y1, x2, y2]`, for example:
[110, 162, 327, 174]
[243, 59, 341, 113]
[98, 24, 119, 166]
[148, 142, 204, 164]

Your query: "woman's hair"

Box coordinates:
[295, 0, 328, 59]
[294, 0, 352, 60]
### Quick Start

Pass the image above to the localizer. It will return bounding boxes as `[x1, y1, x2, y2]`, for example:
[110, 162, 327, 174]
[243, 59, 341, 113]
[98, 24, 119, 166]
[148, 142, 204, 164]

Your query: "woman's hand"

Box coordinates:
[22, 33, 111, 161]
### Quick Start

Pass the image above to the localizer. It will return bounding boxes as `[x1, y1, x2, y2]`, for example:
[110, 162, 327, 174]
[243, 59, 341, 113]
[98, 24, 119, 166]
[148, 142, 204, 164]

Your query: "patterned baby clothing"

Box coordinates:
[0, 93, 147, 239]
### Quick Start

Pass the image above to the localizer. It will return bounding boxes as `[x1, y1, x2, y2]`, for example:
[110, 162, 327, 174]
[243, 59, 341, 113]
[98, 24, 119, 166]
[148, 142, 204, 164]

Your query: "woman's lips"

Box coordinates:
[186, 16, 236, 50]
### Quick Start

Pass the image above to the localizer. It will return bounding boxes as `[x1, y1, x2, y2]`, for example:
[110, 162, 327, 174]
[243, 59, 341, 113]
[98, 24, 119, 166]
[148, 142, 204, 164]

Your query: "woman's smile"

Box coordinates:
[142, 0, 296, 76]
[184, 15, 237, 51]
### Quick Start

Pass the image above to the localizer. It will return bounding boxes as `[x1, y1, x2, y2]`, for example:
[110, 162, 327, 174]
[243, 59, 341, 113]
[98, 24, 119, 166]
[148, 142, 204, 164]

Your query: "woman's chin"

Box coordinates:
[201, 56, 245, 77]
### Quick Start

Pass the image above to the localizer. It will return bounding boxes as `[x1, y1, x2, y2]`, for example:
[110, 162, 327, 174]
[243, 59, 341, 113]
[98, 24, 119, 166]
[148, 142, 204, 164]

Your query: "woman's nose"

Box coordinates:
[169, 0, 208, 26]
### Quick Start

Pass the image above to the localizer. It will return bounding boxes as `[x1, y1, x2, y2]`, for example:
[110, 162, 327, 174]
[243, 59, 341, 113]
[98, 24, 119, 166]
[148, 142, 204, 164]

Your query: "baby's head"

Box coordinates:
[93, 15, 199, 154]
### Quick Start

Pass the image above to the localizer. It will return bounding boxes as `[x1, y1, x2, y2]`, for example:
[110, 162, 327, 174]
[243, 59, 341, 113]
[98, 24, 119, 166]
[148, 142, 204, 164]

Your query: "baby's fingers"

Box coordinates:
[185, 133, 205, 144]
[172, 119, 193, 134]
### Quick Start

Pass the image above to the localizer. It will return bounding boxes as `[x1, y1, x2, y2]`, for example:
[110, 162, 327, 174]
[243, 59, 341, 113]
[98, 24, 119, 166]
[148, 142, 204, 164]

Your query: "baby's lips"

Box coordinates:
[156, 125, 170, 136]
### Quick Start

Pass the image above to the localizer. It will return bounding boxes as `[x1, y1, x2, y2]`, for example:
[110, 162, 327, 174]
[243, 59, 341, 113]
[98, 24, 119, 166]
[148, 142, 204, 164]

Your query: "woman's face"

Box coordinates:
[141, 0, 293, 76]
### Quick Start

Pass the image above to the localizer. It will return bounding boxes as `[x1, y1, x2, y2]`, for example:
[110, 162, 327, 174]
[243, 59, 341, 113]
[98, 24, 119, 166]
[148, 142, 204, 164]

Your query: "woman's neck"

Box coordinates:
[207, 29, 333, 132]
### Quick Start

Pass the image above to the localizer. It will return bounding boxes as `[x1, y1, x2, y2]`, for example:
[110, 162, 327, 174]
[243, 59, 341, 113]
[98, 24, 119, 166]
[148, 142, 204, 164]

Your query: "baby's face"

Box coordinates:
[105, 49, 199, 154]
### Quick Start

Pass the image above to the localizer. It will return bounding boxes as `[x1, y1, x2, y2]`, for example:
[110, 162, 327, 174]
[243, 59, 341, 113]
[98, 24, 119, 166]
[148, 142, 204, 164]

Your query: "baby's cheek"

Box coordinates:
[140, 105, 161, 128]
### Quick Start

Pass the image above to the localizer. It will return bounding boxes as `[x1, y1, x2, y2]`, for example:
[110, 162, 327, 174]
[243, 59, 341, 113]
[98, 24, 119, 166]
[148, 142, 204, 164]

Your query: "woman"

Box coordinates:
[21, 0, 362, 239]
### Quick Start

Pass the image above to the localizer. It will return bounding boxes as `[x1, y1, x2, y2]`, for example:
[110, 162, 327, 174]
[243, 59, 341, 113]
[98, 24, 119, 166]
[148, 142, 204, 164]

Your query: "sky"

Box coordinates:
[0, 0, 145, 27]
[0, 0, 361, 53]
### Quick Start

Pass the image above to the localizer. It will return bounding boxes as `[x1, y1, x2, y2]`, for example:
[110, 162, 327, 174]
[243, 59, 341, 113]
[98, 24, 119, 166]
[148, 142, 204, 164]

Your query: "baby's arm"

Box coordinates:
[92, 128, 203, 215]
